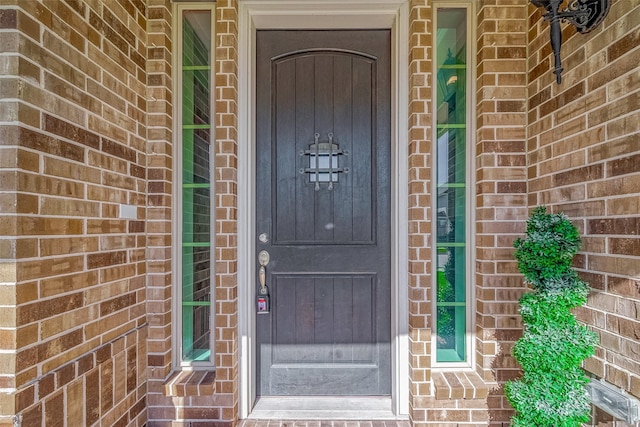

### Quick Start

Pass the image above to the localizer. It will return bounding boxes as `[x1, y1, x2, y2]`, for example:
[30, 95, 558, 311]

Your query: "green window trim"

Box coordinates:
[182, 301, 213, 307]
[183, 183, 212, 189]
[436, 242, 466, 248]
[183, 124, 212, 130]
[433, 4, 472, 366]
[183, 65, 212, 71]
[437, 183, 466, 188]
[182, 242, 212, 248]
[176, 5, 215, 367]
[436, 124, 466, 129]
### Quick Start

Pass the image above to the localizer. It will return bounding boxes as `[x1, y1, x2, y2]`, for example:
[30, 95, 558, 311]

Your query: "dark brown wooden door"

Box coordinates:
[256, 30, 391, 396]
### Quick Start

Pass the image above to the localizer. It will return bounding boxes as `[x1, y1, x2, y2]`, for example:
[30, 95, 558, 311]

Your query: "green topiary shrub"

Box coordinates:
[505, 206, 599, 427]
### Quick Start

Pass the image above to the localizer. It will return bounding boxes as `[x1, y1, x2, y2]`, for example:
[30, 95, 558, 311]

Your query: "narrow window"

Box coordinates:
[433, 5, 472, 365]
[176, 5, 214, 367]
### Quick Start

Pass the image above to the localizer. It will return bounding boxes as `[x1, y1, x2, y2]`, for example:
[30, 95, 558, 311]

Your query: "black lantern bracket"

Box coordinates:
[531, 0, 610, 84]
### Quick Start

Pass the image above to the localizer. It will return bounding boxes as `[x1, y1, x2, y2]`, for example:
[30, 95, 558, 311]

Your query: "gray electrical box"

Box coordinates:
[588, 378, 640, 425]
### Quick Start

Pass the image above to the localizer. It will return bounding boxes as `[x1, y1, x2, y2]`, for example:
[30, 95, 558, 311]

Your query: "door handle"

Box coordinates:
[259, 266, 266, 290]
[258, 250, 270, 295]
[256, 250, 270, 314]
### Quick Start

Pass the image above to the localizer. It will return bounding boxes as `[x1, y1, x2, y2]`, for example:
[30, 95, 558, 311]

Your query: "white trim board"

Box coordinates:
[237, 0, 410, 420]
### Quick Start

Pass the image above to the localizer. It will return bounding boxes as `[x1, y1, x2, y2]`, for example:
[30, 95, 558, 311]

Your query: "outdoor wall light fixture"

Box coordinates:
[531, 0, 610, 84]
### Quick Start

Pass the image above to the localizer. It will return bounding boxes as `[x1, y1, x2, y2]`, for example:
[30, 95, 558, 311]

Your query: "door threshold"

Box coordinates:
[249, 396, 400, 420]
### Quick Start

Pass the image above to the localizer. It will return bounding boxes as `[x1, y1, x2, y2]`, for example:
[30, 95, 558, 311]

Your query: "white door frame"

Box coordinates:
[237, 0, 410, 419]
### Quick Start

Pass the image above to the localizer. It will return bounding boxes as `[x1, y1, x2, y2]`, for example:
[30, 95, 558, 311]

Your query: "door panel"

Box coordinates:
[271, 274, 376, 364]
[273, 53, 376, 245]
[256, 30, 391, 396]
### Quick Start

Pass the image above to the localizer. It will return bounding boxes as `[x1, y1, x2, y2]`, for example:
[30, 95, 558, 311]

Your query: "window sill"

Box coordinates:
[164, 370, 216, 396]
[432, 371, 491, 400]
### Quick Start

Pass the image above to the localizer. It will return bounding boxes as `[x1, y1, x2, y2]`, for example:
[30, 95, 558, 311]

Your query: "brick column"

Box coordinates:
[214, 0, 240, 421]
[475, 1, 529, 424]
[0, 6, 20, 422]
[407, 0, 433, 423]
[145, 0, 176, 419]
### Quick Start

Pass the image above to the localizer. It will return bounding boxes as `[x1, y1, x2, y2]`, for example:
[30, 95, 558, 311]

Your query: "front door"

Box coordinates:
[256, 30, 391, 396]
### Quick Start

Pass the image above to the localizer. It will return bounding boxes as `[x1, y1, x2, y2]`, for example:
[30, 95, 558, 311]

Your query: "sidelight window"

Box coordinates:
[175, 4, 215, 367]
[433, 4, 473, 365]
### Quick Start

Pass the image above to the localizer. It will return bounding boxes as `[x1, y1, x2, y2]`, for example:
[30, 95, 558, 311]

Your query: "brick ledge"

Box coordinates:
[432, 371, 491, 400]
[164, 370, 216, 396]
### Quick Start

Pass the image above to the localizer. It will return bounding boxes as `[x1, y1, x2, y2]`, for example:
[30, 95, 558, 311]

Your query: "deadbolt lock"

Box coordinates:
[258, 250, 270, 266]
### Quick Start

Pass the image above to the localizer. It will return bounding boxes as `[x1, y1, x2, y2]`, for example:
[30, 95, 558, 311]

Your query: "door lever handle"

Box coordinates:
[258, 250, 270, 294]
[259, 265, 266, 290]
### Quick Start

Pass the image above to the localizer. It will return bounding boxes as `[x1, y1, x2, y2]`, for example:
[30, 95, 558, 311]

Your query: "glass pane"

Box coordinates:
[182, 304, 212, 361]
[436, 9, 467, 130]
[436, 128, 466, 186]
[435, 7, 467, 364]
[183, 11, 211, 67]
[436, 305, 466, 363]
[309, 154, 339, 182]
[437, 246, 466, 302]
[437, 186, 465, 243]
[183, 129, 211, 183]
[183, 70, 211, 126]
[436, 245, 466, 362]
[182, 246, 212, 361]
[181, 9, 212, 364]
[182, 247, 212, 302]
[183, 187, 210, 243]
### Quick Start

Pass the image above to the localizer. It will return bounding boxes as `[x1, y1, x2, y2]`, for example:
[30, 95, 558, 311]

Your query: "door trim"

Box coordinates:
[237, 0, 410, 419]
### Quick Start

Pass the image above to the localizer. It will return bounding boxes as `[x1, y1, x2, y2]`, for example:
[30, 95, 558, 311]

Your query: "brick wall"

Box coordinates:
[0, 0, 148, 425]
[527, 0, 640, 410]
